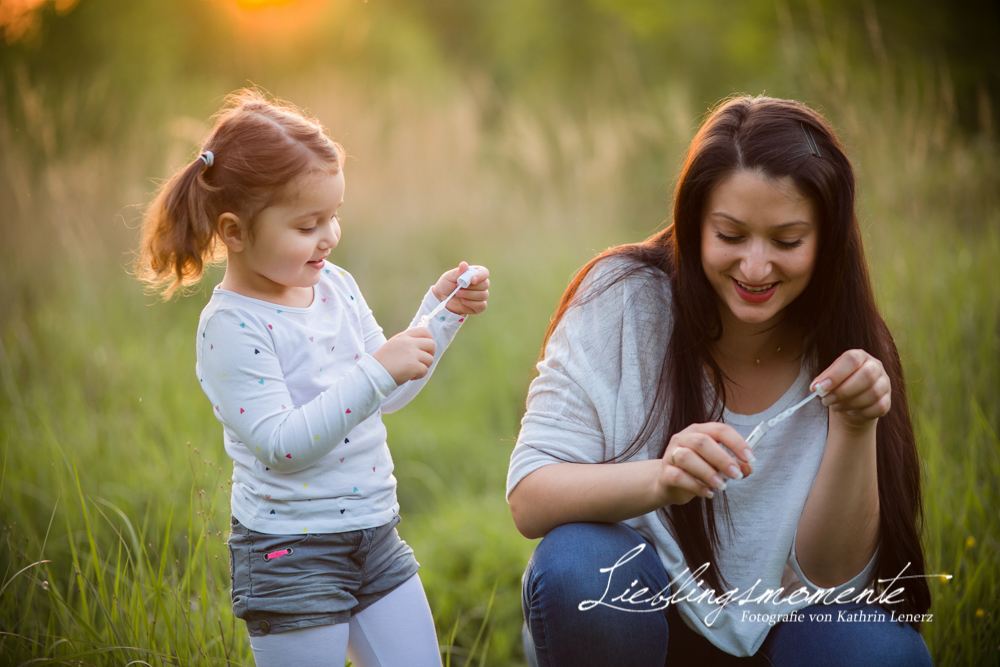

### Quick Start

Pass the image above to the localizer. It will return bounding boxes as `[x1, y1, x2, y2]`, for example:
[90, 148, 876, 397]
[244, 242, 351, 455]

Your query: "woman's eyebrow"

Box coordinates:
[711, 212, 812, 230]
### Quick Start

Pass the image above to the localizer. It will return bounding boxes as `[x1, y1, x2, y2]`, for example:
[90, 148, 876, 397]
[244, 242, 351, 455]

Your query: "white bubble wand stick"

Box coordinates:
[745, 386, 827, 451]
[417, 267, 479, 328]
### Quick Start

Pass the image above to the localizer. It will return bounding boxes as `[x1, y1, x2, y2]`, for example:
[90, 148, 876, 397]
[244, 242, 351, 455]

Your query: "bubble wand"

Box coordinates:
[745, 387, 826, 451]
[417, 267, 478, 328]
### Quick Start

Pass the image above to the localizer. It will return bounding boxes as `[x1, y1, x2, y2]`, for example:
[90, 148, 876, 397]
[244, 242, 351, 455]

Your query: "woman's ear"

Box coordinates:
[217, 213, 246, 252]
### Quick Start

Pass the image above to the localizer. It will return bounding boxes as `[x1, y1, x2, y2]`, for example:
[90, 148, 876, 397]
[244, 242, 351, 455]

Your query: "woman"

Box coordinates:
[506, 97, 933, 666]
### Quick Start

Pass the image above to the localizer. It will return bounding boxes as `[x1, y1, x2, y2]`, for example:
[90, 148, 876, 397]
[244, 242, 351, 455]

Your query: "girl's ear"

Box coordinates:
[217, 213, 247, 252]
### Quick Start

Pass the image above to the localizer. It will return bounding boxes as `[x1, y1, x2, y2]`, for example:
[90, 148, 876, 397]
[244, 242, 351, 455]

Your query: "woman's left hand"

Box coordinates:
[432, 261, 490, 316]
[811, 349, 891, 431]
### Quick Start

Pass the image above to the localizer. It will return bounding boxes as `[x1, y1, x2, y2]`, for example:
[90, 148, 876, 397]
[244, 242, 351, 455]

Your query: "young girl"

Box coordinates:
[508, 96, 932, 666]
[138, 89, 489, 667]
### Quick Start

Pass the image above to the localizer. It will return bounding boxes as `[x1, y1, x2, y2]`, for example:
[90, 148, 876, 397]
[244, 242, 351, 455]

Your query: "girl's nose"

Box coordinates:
[322, 218, 341, 249]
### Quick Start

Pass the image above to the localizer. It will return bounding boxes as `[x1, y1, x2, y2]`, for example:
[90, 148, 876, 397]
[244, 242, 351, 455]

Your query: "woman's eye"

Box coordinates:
[775, 239, 805, 249]
[715, 231, 742, 244]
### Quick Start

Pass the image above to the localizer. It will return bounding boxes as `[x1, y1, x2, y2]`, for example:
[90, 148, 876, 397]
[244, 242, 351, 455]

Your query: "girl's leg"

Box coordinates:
[760, 602, 933, 667]
[248, 622, 349, 667]
[521, 522, 672, 667]
[347, 572, 443, 667]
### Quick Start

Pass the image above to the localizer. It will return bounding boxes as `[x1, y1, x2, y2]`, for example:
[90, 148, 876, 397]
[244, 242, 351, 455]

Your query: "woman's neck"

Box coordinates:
[709, 307, 804, 371]
[708, 308, 807, 415]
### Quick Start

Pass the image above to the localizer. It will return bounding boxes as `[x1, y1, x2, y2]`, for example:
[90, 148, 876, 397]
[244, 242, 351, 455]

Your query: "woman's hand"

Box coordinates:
[431, 261, 490, 316]
[655, 423, 755, 506]
[810, 349, 891, 433]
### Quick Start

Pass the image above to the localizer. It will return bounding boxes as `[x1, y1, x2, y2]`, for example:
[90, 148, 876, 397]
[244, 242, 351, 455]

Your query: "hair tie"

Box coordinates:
[800, 124, 822, 158]
[199, 151, 214, 167]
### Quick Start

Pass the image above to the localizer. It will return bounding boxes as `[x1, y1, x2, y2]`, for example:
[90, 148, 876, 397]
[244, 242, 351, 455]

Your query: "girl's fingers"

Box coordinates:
[458, 287, 489, 300]
[462, 299, 487, 314]
[469, 266, 489, 284]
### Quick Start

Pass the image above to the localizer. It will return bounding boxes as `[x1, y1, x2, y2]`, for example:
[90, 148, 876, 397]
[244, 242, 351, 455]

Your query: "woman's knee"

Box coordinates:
[525, 522, 664, 598]
[762, 605, 932, 667]
[521, 522, 672, 666]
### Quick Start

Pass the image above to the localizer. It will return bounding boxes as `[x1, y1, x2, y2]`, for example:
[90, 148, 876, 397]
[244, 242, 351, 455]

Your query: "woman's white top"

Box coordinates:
[506, 256, 878, 656]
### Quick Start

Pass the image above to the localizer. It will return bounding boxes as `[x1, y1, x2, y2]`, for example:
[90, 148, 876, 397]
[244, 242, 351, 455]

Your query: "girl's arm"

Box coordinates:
[360, 287, 466, 414]
[199, 307, 398, 474]
[794, 350, 884, 588]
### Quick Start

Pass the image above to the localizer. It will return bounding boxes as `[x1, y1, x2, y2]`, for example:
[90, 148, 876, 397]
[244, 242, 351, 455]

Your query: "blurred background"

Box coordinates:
[1, 0, 998, 664]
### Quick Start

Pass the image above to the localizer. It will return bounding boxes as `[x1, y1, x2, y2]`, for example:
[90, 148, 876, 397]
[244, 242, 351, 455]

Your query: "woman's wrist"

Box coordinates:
[829, 411, 879, 440]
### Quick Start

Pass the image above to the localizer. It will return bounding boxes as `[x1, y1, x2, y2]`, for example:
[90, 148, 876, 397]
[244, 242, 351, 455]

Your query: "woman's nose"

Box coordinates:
[740, 241, 773, 283]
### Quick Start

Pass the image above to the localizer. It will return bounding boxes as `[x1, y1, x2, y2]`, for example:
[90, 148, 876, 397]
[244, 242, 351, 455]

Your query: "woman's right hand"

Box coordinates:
[655, 423, 755, 505]
[372, 327, 436, 385]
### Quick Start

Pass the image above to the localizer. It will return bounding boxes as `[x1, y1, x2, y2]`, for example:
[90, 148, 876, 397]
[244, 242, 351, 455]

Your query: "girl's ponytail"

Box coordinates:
[137, 155, 222, 299]
[135, 88, 345, 299]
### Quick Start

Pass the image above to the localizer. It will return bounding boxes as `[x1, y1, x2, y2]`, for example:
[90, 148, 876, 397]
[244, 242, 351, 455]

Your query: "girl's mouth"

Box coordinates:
[307, 257, 327, 269]
[733, 278, 778, 303]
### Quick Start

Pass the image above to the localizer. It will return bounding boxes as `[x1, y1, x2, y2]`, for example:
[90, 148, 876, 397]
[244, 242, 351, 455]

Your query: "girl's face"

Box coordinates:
[242, 168, 345, 292]
[700, 169, 819, 329]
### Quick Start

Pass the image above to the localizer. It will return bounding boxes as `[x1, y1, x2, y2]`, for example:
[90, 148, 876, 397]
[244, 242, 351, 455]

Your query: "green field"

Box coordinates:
[2, 5, 999, 665]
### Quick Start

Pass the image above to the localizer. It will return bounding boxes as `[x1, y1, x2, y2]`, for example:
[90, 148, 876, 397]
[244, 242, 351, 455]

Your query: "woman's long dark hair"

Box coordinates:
[541, 96, 930, 624]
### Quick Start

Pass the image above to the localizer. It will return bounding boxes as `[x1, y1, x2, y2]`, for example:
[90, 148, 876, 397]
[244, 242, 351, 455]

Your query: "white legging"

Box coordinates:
[248, 573, 442, 667]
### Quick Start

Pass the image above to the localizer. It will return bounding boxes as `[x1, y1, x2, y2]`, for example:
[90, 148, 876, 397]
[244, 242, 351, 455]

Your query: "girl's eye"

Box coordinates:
[775, 239, 805, 249]
[300, 227, 316, 234]
[715, 231, 742, 244]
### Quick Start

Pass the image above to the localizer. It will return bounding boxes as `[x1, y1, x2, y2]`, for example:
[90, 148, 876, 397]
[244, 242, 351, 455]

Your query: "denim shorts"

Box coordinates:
[228, 513, 420, 637]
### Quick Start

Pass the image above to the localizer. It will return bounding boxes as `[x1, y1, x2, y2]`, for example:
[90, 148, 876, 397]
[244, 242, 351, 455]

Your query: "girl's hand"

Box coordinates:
[656, 423, 755, 506]
[811, 349, 891, 432]
[372, 327, 436, 385]
[431, 261, 490, 316]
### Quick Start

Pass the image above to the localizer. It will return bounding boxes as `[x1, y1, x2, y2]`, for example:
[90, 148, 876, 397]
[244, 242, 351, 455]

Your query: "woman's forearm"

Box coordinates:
[508, 460, 665, 539]
[794, 419, 880, 588]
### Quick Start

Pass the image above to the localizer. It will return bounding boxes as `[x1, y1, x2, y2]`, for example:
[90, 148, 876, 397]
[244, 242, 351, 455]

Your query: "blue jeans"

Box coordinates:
[521, 522, 933, 667]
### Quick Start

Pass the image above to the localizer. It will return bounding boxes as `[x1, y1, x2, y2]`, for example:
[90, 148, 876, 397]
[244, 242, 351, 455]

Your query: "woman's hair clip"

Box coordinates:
[800, 124, 822, 158]
[198, 151, 215, 167]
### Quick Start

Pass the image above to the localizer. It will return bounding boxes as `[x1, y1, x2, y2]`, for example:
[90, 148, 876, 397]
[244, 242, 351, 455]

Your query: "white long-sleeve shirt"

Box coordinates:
[196, 261, 465, 534]
[506, 255, 877, 657]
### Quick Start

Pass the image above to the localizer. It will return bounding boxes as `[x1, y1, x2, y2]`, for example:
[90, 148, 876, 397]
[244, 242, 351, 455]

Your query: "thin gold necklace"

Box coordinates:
[755, 345, 782, 365]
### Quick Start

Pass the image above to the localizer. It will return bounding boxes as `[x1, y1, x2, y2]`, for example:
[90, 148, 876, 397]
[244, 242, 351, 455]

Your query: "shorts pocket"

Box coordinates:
[245, 531, 361, 616]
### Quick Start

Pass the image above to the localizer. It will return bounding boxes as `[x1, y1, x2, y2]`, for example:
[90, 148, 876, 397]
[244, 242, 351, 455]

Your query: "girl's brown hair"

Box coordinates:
[542, 96, 930, 624]
[137, 89, 345, 298]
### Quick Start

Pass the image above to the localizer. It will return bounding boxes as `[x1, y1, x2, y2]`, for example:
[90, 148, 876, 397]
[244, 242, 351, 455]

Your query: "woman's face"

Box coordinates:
[700, 169, 819, 328]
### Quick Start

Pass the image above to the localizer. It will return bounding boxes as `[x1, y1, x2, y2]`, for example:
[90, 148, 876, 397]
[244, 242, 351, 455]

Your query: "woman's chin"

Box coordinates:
[726, 300, 783, 326]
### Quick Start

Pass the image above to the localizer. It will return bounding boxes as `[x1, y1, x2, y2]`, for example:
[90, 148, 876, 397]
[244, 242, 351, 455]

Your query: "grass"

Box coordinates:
[1, 61, 998, 666]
